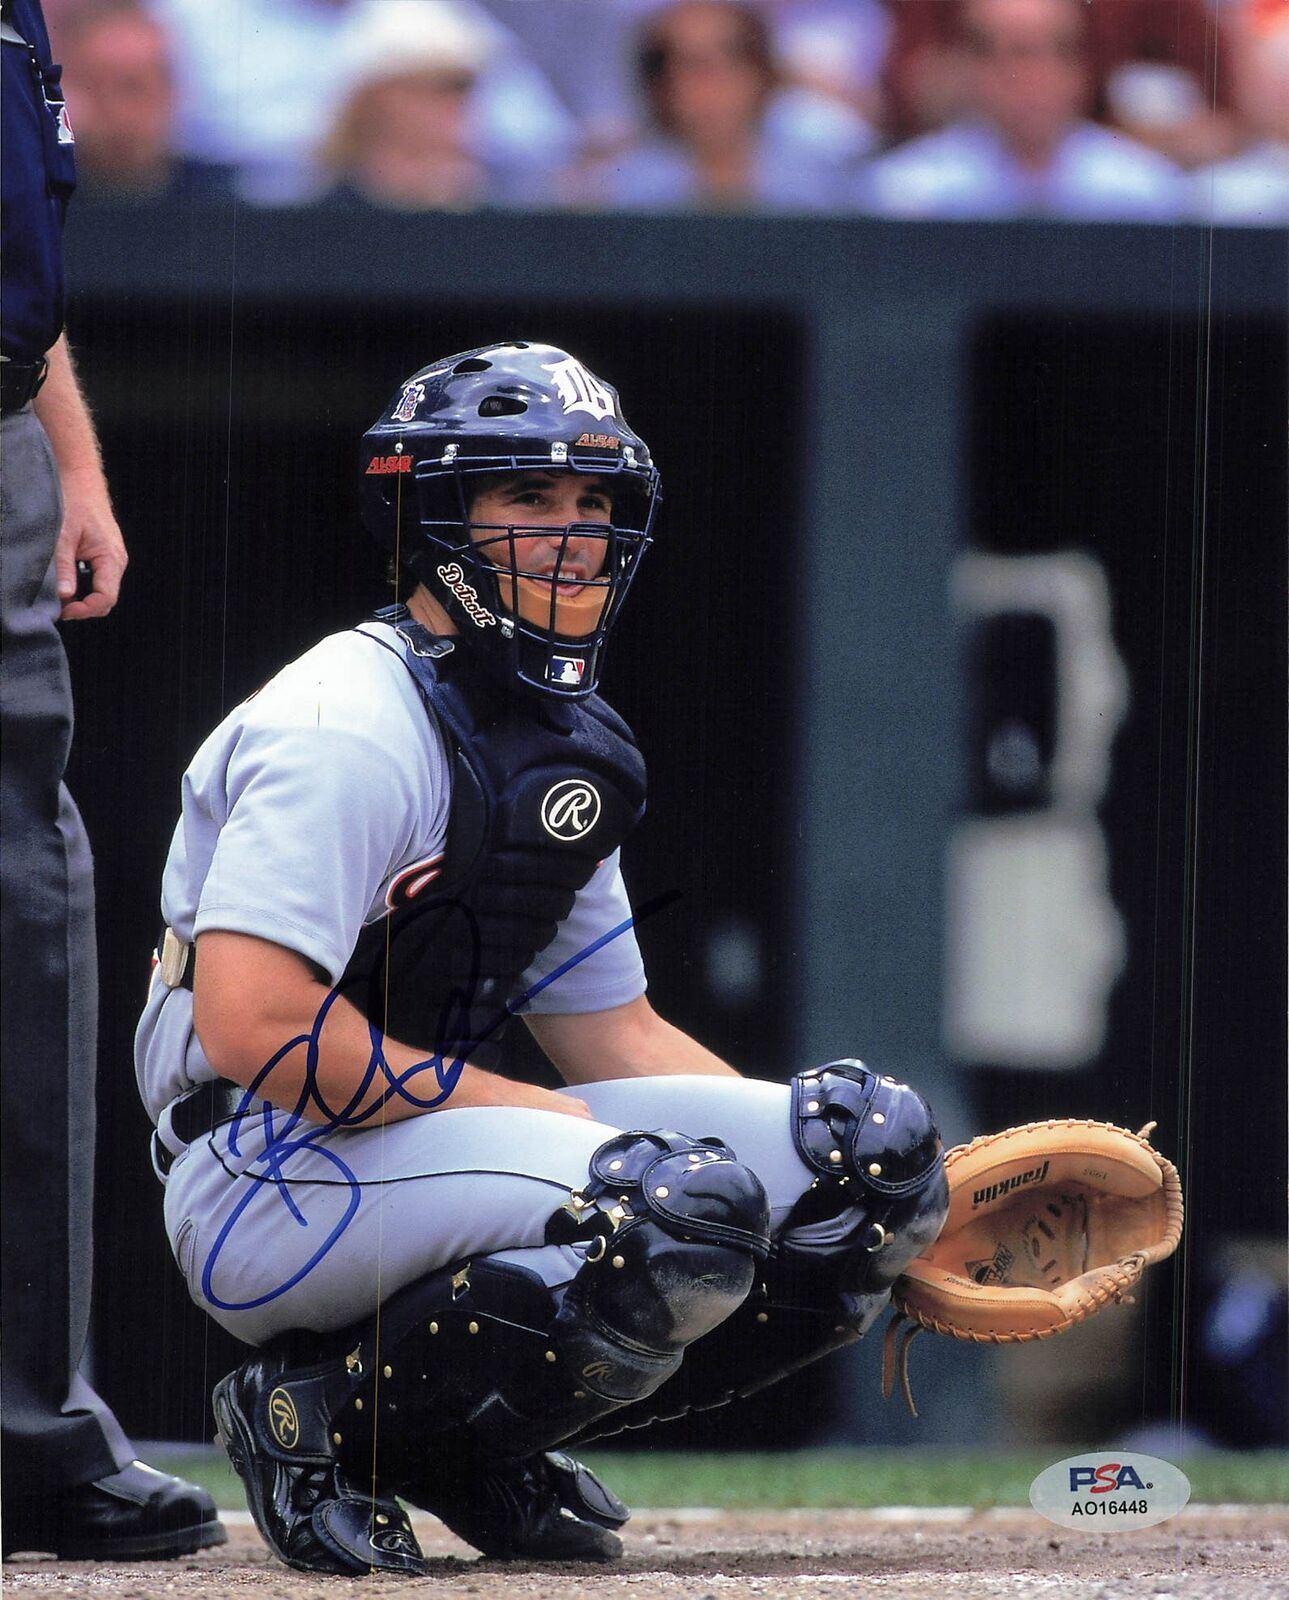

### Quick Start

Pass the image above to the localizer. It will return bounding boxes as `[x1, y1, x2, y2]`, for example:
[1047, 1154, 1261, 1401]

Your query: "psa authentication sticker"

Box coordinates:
[1030, 1453, 1190, 1531]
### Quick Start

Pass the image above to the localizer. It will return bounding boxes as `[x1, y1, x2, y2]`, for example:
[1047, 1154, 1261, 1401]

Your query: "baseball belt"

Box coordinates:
[1, 357, 49, 415]
[152, 1079, 245, 1177]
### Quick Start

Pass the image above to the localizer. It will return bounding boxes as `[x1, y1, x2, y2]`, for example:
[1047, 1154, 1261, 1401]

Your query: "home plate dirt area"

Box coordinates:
[4, 1506, 1287, 1600]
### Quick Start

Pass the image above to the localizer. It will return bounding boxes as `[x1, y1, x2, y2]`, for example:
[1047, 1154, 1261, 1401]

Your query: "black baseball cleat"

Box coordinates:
[1, 1461, 226, 1561]
[401, 1449, 628, 1562]
[212, 1351, 428, 1577]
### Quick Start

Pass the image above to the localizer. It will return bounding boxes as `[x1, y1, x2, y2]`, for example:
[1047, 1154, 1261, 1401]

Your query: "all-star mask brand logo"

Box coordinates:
[366, 454, 412, 474]
[543, 358, 616, 422]
[540, 779, 602, 841]
[267, 1387, 300, 1450]
[437, 562, 496, 628]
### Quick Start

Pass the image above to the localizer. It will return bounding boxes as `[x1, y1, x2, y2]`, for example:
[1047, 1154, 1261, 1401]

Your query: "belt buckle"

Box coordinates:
[150, 1125, 175, 1182]
[159, 926, 191, 988]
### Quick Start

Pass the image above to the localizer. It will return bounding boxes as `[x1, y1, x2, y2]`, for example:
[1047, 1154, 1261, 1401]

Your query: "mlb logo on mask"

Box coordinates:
[549, 656, 586, 686]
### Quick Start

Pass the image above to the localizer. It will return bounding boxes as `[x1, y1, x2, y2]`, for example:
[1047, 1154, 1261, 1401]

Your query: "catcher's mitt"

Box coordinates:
[882, 1119, 1183, 1414]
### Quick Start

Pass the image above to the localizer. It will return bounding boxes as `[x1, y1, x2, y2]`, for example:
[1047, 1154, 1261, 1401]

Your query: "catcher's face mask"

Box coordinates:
[360, 342, 659, 699]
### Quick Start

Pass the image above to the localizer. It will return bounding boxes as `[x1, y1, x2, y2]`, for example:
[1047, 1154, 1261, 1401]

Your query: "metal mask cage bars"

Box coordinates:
[395, 455, 658, 697]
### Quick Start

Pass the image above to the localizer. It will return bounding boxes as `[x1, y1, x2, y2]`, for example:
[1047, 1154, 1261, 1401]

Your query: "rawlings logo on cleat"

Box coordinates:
[371, 1526, 419, 1556]
[267, 1387, 300, 1450]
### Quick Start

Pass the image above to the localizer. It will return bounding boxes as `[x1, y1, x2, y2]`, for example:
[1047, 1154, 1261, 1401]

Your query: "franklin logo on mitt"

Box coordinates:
[882, 1120, 1183, 1412]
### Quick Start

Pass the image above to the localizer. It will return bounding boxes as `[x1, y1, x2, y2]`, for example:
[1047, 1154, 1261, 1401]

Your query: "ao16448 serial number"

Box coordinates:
[1070, 1500, 1148, 1516]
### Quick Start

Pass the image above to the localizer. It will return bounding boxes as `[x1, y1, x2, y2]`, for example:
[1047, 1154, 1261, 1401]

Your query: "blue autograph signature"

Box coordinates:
[199, 891, 678, 1312]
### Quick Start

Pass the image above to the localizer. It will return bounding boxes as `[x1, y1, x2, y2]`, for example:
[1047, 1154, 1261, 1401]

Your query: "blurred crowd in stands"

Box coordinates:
[45, 0, 1289, 224]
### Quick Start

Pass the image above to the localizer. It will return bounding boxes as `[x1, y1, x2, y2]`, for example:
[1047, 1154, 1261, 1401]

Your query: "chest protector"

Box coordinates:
[341, 613, 646, 1070]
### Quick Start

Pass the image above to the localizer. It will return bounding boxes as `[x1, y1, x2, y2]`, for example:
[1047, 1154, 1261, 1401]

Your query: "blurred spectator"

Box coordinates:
[1192, 0, 1289, 225]
[765, 0, 892, 125]
[51, 0, 233, 201]
[1093, 0, 1240, 170]
[881, 0, 1237, 164]
[858, 0, 1186, 221]
[316, 2, 535, 210]
[148, 0, 574, 204]
[474, 0, 640, 158]
[575, 0, 872, 212]
[879, 0, 992, 142]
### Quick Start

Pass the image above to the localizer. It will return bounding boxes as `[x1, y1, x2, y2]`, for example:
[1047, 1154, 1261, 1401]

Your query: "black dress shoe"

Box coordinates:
[3, 1461, 226, 1561]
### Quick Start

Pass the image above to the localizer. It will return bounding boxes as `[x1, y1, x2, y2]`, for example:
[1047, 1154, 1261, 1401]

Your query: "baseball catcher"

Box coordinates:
[134, 342, 1178, 1578]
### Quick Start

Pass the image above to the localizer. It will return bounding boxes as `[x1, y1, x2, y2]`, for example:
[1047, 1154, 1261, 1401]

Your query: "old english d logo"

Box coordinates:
[543, 357, 616, 422]
[267, 1387, 300, 1451]
[540, 778, 602, 841]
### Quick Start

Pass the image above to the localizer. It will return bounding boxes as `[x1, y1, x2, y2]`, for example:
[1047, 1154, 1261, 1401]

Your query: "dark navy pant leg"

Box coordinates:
[1, 405, 131, 1496]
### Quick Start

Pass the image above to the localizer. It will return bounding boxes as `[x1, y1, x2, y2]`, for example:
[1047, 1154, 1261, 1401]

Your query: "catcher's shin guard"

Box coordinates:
[230, 1132, 768, 1517]
[565, 1061, 950, 1445]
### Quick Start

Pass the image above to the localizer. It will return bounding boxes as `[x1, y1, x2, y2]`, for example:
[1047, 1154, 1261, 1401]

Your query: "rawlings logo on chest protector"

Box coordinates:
[540, 778, 602, 841]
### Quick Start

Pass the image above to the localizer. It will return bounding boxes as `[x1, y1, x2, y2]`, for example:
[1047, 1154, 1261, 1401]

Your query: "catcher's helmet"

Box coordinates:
[361, 341, 659, 698]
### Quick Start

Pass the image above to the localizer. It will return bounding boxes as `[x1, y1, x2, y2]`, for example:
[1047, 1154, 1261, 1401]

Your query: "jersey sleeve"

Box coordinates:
[515, 849, 647, 1015]
[192, 720, 422, 984]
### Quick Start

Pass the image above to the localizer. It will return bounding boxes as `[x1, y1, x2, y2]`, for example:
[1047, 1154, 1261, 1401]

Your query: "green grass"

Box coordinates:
[152, 1445, 1289, 1513]
[577, 1450, 1289, 1510]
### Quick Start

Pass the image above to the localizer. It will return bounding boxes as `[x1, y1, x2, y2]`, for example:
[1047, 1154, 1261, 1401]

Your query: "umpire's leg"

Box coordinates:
[0, 405, 132, 1497]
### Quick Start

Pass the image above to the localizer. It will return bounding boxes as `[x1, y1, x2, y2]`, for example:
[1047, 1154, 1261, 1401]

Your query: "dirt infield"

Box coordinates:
[5, 1506, 1287, 1599]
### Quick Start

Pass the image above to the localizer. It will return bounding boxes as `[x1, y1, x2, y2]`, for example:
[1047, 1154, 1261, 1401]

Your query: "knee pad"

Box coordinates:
[276, 1131, 769, 1473]
[549, 1129, 770, 1405]
[556, 1068, 948, 1452]
[782, 1059, 949, 1330]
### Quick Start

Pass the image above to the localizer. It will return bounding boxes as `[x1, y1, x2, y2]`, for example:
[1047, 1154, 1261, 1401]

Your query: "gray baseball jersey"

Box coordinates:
[136, 619, 813, 1347]
[136, 619, 646, 1122]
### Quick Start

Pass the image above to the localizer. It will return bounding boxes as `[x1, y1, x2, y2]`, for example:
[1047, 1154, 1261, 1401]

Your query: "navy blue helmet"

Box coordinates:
[361, 341, 659, 698]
